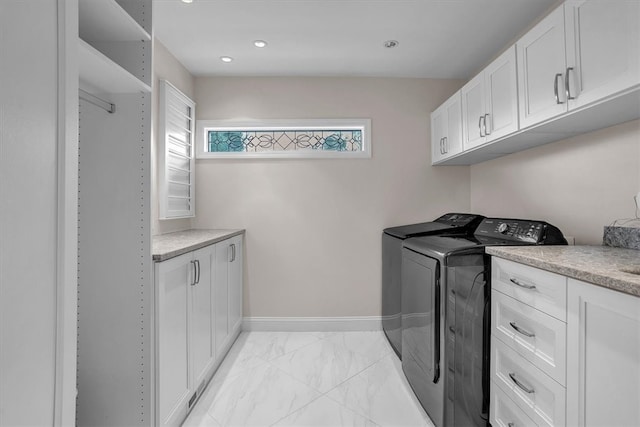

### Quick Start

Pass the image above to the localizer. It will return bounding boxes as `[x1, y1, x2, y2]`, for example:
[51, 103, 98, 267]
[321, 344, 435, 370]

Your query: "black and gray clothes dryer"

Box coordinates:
[401, 218, 566, 427]
[382, 213, 484, 359]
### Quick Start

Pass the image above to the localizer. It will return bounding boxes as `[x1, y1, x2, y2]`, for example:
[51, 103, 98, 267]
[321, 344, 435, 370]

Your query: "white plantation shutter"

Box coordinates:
[159, 80, 196, 218]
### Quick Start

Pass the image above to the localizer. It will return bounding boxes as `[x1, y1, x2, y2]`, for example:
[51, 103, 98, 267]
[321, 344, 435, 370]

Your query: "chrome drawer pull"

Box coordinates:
[509, 321, 535, 338]
[509, 277, 536, 290]
[509, 372, 535, 394]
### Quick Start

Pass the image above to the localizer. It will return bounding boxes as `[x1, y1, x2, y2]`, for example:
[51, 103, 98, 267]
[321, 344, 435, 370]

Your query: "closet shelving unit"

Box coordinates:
[76, 0, 154, 426]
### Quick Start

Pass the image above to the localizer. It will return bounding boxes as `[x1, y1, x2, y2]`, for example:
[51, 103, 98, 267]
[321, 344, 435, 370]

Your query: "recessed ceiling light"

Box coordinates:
[181, 0, 193, 3]
[253, 40, 268, 48]
[220, 56, 233, 63]
[384, 40, 399, 48]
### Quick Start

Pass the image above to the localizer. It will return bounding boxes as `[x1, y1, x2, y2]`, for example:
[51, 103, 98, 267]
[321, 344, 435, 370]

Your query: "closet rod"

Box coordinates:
[79, 89, 116, 114]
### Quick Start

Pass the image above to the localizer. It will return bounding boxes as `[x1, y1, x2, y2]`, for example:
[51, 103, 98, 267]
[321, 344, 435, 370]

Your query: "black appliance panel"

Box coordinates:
[382, 213, 484, 359]
[401, 247, 442, 426]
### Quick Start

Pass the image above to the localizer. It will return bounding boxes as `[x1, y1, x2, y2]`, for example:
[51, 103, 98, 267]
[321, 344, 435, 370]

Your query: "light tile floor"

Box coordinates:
[183, 331, 435, 427]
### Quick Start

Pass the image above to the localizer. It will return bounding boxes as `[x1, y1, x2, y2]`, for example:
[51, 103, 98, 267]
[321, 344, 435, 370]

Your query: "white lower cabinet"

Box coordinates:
[228, 235, 244, 337]
[491, 257, 640, 427]
[214, 235, 244, 356]
[155, 235, 244, 426]
[566, 278, 640, 427]
[491, 383, 538, 427]
[156, 252, 194, 427]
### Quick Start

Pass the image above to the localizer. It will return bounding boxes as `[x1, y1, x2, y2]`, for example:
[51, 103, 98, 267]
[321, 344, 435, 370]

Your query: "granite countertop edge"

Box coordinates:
[153, 229, 245, 262]
[486, 245, 640, 297]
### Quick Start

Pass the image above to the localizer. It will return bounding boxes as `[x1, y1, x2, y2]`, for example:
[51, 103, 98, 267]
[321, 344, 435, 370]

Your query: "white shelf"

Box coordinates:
[79, 0, 150, 43]
[78, 38, 151, 94]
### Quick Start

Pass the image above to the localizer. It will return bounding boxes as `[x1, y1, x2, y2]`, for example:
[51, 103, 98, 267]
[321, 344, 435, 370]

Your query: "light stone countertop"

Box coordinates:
[153, 229, 245, 262]
[486, 245, 640, 297]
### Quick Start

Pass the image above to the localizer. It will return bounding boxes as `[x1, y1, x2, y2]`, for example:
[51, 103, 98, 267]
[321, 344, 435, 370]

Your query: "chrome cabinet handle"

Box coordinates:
[484, 113, 491, 135]
[509, 372, 535, 394]
[478, 116, 485, 137]
[229, 243, 236, 262]
[554, 73, 564, 104]
[196, 259, 200, 284]
[443, 137, 448, 153]
[439, 137, 444, 154]
[510, 321, 535, 338]
[190, 260, 197, 286]
[509, 277, 536, 290]
[565, 67, 575, 100]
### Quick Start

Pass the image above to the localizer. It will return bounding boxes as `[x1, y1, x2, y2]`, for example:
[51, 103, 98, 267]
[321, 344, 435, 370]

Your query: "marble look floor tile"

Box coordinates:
[204, 362, 321, 426]
[182, 410, 221, 427]
[213, 337, 269, 382]
[272, 396, 380, 427]
[269, 338, 373, 393]
[239, 331, 324, 361]
[326, 354, 434, 427]
[325, 331, 393, 364]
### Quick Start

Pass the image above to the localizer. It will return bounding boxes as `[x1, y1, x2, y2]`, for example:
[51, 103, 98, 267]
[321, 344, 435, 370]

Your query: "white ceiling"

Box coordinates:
[153, 0, 557, 79]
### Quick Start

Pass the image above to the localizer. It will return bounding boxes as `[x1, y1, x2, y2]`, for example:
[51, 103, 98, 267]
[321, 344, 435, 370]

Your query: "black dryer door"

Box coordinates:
[401, 247, 443, 426]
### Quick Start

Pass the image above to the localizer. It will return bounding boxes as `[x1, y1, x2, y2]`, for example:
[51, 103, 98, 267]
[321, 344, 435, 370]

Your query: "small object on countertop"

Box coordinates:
[603, 225, 640, 250]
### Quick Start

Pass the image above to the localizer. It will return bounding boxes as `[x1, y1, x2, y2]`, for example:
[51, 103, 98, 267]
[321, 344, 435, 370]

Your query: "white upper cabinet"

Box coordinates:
[517, 6, 568, 129]
[564, 0, 640, 110]
[484, 46, 519, 141]
[518, 0, 640, 130]
[462, 72, 486, 150]
[462, 46, 518, 151]
[431, 91, 463, 163]
[434, 0, 640, 165]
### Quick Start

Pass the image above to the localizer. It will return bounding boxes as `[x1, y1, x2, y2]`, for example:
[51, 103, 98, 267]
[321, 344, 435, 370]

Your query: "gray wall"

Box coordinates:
[470, 119, 640, 244]
[193, 76, 471, 317]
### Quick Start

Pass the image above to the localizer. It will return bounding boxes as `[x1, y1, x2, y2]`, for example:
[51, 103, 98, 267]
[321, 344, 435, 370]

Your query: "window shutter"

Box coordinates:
[159, 80, 195, 219]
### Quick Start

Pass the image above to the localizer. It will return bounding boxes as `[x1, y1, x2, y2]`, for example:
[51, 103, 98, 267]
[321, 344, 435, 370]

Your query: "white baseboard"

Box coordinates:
[242, 316, 383, 332]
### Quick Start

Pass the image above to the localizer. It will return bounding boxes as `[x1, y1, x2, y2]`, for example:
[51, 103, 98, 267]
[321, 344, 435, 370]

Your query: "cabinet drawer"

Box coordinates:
[492, 338, 565, 427]
[491, 380, 538, 427]
[492, 258, 567, 321]
[492, 291, 566, 385]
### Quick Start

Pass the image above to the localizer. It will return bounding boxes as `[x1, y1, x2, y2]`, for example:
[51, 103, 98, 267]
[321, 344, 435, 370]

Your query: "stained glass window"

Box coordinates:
[196, 119, 371, 159]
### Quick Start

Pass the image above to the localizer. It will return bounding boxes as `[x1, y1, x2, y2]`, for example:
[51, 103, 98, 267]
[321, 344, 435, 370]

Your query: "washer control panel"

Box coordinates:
[474, 218, 546, 243]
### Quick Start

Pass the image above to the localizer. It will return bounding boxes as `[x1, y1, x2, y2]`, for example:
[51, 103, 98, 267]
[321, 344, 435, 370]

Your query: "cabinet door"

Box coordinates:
[567, 279, 640, 427]
[444, 92, 463, 157]
[190, 246, 215, 391]
[228, 235, 244, 333]
[517, 6, 568, 129]
[485, 46, 519, 141]
[431, 92, 463, 164]
[157, 253, 193, 426]
[431, 104, 447, 163]
[461, 72, 486, 150]
[214, 241, 230, 356]
[565, 0, 640, 110]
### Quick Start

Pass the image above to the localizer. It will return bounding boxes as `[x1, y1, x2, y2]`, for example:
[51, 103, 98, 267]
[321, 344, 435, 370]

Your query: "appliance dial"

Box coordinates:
[498, 223, 509, 234]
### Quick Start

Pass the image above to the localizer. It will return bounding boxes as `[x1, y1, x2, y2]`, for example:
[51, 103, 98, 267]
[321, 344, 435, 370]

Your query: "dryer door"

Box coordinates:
[401, 248, 443, 426]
